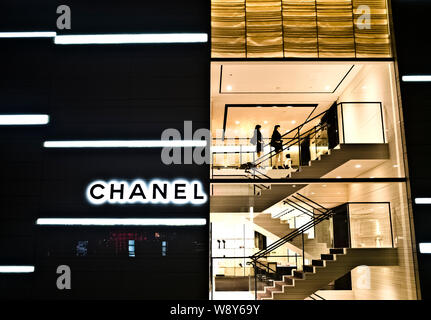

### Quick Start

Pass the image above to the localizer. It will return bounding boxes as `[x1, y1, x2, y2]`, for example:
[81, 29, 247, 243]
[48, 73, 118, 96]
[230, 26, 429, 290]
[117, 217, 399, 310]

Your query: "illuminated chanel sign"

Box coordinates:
[86, 179, 207, 205]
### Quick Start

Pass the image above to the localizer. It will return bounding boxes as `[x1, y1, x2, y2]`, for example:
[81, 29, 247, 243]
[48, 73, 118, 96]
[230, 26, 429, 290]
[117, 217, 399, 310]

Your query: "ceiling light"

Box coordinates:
[264, 120, 268, 124]
[336, 176, 342, 179]
[226, 85, 232, 91]
[235, 121, 240, 125]
[291, 120, 296, 124]
[355, 164, 362, 168]
[325, 85, 331, 90]
[322, 185, 327, 187]
[393, 164, 399, 168]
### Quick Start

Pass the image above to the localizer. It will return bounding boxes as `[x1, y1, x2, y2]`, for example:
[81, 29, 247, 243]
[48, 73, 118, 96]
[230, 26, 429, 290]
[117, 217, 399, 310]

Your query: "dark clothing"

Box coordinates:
[271, 130, 283, 151]
[256, 130, 263, 153]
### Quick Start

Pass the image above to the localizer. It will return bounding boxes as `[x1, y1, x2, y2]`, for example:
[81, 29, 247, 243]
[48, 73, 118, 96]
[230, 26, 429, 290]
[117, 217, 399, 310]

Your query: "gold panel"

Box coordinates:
[316, 0, 355, 58]
[246, 0, 284, 57]
[212, 0, 246, 58]
[211, 0, 392, 58]
[353, 0, 391, 57]
[282, 0, 318, 58]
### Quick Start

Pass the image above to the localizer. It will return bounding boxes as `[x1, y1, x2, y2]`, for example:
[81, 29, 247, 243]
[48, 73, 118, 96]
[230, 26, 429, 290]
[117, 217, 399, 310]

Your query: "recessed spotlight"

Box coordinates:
[355, 164, 362, 168]
[264, 120, 268, 124]
[325, 85, 331, 90]
[336, 176, 342, 179]
[393, 164, 399, 168]
[291, 120, 296, 124]
[273, 106, 278, 108]
[235, 120, 240, 125]
[370, 176, 375, 179]
[226, 85, 232, 91]
[311, 192, 315, 195]
[322, 184, 327, 187]
[257, 106, 262, 108]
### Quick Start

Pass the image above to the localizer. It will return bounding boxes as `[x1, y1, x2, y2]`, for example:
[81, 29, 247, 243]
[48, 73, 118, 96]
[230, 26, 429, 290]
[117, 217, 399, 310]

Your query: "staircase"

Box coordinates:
[210, 143, 389, 213]
[252, 193, 331, 259]
[257, 248, 398, 300]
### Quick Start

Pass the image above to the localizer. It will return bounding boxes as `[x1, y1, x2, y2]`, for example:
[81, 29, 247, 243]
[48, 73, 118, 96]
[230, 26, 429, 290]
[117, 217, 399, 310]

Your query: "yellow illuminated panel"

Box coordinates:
[211, 0, 391, 58]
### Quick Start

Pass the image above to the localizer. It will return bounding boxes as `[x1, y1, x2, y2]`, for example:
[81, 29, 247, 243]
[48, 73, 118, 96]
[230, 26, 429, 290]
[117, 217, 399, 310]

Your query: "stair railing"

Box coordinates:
[250, 195, 335, 263]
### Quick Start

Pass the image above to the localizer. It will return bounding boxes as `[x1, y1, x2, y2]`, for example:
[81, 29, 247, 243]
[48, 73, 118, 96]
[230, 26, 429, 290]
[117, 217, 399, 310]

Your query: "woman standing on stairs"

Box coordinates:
[251, 125, 264, 168]
[271, 125, 283, 169]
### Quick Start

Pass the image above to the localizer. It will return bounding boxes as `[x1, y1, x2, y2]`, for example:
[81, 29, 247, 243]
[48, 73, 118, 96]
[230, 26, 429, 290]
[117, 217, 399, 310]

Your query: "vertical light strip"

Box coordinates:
[402, 75, 431, 82]
[54, 33, 208, 45]
[0, 114, 50, 125]
[36, 218, 207, 226]
[0, 266, 35, 273]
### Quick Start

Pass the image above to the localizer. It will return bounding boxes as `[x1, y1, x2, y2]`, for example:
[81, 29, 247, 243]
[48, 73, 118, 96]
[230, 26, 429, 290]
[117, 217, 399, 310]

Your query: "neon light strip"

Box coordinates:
[0, 114, 49, 125]
[0, 32, 208, 44]
[0, 32, 56, 38]
[419, 243, 431, 254]
[0, 266, 35, 273]
[54, 33, 208, 45]
[43, 140, 207, 148]
[402, 75, 431, 82]
[414, 198, 431, 204]
[36, 218, 207, 226]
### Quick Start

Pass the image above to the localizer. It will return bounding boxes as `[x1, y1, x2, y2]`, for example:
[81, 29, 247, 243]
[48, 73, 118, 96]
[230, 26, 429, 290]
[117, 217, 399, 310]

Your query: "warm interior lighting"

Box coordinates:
[355, 164, 362, 168]
[0, 32, 56, 38]
[43, 140, 207, 148]
[0, 266, 35, 273]
[419, 243, 431, 254]
[0, 114, 49, 125]
[415, 198, 431, 204]
[36, 218, 206, 226]
[54, 33, 208, 45]
[226, 85, 233, 91]
[402, 75, 431, 82]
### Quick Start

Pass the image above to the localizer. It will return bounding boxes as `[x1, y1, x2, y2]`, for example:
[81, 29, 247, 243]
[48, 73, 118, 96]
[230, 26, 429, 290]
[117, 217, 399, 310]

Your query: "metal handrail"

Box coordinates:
[250, 194, 335, 261]
[254, 121, 329, 167]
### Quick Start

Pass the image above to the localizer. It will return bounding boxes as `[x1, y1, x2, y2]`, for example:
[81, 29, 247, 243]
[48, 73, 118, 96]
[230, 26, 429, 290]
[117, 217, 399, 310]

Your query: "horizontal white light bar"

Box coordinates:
[36, 218, 206, 226]
[419, 243, 431, 254]
[43, 140, 207, 148]
[402, 75, 431, 82]
[54, 33, 208, 45]
[414, 198, 431, 204]
[0, 32, 56, 38]
[0, 114, 49, 125]
[0, 266, 35, 273]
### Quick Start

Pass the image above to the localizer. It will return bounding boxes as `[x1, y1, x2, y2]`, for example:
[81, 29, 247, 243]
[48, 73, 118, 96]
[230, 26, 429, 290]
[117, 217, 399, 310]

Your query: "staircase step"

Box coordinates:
[303, 265, 315, 273]
[321, 254, 335, 260]
[292, 270, 305, 279]
[312, 259, 325, 267]
[329, 248, 345, 255]
[257, 292, 271, 300]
